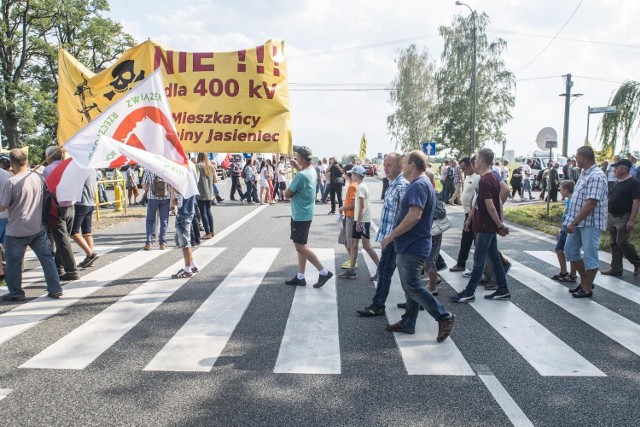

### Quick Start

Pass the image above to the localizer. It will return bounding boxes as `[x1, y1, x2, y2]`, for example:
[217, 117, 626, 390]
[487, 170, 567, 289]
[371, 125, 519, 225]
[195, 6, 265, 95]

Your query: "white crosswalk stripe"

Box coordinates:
[440, 252, 604, 377]
[0, 245, 119, 297]
[0, 247, 162, 346]
[504, 255, 640, 358]
[361, 249, 475, 376]
[146, 248, 280, 372]
[21, 247, 225, 370]
[597, 251, 637, 274]
[526, 251, 640, 306]
[274, 249, 341, 374]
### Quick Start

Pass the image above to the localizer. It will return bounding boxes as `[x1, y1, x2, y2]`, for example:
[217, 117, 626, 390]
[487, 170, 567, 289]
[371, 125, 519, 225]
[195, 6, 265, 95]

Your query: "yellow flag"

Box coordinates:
[359, 133, 367, 161]
[57, 39, 291, 154]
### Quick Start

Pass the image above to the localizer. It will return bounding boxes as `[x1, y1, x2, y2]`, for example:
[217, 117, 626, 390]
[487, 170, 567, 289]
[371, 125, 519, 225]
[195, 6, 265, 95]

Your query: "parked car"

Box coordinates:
[363, 164, 377, 176]
[523, 155, 567, 189]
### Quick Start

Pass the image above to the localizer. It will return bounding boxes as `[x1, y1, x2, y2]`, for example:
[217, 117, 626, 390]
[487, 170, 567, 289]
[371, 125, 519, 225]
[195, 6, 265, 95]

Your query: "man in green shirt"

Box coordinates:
[284, 145, 333, 288]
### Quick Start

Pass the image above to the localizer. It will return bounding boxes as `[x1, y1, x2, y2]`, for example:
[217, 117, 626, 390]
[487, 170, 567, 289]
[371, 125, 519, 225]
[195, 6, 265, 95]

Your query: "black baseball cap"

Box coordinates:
[612, 159, 632, 169]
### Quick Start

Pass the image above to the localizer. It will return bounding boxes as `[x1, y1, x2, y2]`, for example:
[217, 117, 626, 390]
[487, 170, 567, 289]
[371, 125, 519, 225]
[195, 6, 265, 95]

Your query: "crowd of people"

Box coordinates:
[2, 144, 639, 345]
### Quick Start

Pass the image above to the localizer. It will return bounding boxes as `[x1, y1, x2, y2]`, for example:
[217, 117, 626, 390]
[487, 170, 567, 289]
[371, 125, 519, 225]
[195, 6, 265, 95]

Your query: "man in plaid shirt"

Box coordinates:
[563, 146, 608, 298]
[357, 153, 408, 316]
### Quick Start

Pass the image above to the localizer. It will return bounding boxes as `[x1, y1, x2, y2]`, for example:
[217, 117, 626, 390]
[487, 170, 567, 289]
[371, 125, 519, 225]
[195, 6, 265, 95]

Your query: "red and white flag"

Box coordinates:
[45, 158, 92, 203]
[63, 67, 188, 169]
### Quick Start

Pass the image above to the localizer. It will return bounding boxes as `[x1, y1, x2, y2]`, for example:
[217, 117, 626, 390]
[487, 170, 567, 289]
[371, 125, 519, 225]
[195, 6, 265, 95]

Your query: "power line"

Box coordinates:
[514, 0, 585, 73]
[490, 28, 640, 50]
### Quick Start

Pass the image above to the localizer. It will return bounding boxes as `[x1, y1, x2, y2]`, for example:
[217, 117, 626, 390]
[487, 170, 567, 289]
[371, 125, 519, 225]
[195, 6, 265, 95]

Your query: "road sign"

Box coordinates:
[588, 106, 616, 114]
[377, 152, 383, 159]
[545, 141, 558, 149]
[422, 142, 436, 156]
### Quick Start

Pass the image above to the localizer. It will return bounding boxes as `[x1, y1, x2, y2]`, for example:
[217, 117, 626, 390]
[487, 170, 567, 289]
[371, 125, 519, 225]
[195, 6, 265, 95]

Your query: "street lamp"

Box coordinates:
[455, 1, 477, 157]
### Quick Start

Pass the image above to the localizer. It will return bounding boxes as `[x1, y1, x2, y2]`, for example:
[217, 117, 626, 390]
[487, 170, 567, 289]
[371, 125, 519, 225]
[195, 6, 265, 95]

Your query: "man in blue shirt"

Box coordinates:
[381, 150, 455, 342]
[357, 152, 407, 316]
[284, 145, 333, 288]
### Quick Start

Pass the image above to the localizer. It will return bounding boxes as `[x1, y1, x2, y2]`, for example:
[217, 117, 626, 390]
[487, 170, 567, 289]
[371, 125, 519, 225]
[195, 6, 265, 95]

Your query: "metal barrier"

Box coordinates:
[94, 178, 127, 221]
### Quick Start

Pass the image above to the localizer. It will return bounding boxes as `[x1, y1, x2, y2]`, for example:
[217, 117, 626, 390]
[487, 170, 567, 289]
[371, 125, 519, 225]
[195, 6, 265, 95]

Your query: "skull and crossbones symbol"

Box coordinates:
[104, 60, 145, 101]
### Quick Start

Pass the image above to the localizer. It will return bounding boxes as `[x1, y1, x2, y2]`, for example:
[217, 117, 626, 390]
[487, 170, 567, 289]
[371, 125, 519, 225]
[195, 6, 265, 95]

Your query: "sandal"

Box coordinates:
[551, 272, 569, 281]
[559, 275, 577, 283]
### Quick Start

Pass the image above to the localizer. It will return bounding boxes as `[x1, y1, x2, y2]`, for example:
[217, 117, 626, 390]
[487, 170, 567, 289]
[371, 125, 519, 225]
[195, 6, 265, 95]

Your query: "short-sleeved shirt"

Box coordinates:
[609, 177, 640, 215]
[564, 164, 608, 230]
[126, 167, 138, 188]
[344, 181, 357, 218]
[0, 169, 11, 220]
[0, 171, 46, 237]
[289, 166, 316, 221]
[354, 182, 371, 223]
[393, 176, 435, 258]
[461, 173, 480, 213]
[376, 174, 408, 242]
[473, 172, 502, 234]
[76, 169, 97, 207]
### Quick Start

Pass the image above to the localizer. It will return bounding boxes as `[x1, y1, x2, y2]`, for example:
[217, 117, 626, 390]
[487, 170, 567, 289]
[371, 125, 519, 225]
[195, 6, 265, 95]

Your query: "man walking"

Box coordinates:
[0, 148, 63, 301]
[381, 150, 455, 342]
[564, 146, 608, 298]
[42, 146, 79, 281]
[450, 148, 511, 303]
[356, 152, 407, 316]
[284, 146, 333, 289]
[601, 158, 640, 277]
[229, 157, 244, 201]
[449, 157, 480, 272]
[141, 169, 171, 250]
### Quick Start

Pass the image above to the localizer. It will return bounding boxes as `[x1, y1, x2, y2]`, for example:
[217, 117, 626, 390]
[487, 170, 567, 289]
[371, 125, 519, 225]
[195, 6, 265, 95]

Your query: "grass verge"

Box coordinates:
[504, 203, 640, 251]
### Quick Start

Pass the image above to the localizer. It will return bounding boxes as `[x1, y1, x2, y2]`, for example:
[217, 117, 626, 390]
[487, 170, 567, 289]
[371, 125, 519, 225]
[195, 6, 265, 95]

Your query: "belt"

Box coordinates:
[611, 212, 628, 217]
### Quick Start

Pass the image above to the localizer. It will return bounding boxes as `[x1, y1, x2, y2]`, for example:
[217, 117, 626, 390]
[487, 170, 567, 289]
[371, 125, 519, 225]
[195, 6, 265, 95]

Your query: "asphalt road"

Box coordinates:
[1, 177, 638, 426]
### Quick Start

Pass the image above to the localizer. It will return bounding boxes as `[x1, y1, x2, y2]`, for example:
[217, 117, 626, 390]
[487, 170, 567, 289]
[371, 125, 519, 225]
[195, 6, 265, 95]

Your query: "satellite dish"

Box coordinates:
[535, 127, 558, 150]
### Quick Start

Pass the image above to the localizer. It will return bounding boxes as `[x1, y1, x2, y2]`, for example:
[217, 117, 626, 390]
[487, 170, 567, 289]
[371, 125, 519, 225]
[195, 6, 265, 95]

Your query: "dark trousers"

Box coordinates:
[372, 243, 397, 308]
[48, 206, 77, 274]
[548, 184, 558, 202]
[243, 180, 259, 202]
[330, 183, 343, 213]
[456, 213, 474, 267]
[197, 199, 214, 235]
[230, 175, 244, 200]
[381, 177, 389, 199]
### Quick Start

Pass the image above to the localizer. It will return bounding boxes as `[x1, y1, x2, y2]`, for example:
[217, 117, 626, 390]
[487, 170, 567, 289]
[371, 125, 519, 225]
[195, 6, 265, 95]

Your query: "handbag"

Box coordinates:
[332, 176, 345, 185]
[431, 217, 452, 236]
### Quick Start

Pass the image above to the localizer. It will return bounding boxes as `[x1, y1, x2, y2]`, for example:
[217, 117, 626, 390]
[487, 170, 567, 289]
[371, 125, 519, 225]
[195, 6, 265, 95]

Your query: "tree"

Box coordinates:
[430, 12, 515, 157]
[387, 44, 437, 152]
[0, 0, 134, 159]
[598, 80, 640, 157]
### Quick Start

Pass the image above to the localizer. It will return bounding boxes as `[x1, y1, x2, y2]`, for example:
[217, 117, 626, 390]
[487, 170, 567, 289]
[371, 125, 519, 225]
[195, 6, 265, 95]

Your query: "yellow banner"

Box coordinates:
[359, 133, 367, 161]
[57, 39, 291, 154]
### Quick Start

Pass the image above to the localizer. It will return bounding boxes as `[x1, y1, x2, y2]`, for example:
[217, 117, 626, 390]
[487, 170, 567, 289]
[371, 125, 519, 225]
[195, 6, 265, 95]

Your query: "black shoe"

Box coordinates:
[328, 211, 336, 215]
[357, 304, 385, 317]
[484, 283, 498, 291]
[449, 265, 465, 272]
[47, 292, 63, 299]
[484, 290, 511, 300]
[59, 272, 80, 281]
[397, 302, 425, 311]
[79, 252, 99, 268]
[285, 276, 307, 286]
[437, 314, 456, 343]
[600, 269, 623, 277]
[572, 288, 593, 298]
[313, 271, 333, 288]
[2, 294, 26, 302]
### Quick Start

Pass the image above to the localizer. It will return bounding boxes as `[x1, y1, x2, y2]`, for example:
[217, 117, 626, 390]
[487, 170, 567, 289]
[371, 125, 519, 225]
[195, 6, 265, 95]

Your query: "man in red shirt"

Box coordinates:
[450, 148, 511, 302]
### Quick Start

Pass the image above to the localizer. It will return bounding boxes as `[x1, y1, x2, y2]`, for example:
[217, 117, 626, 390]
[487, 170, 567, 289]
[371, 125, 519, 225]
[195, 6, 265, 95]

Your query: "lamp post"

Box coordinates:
[456, 1, 477, 157]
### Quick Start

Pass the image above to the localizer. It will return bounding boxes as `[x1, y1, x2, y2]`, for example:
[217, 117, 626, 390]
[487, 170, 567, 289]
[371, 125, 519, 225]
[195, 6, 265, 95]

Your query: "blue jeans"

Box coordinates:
[397, 252, 451, 330]
[372, 243, 397, 308]
[243, 180, 259, 202]
[521, 179, 533, 199]
[146, 199, 170, 245]
[197, 199, 214, 235]
[465, 232, 508, 294]
[5, 230, 62, 298]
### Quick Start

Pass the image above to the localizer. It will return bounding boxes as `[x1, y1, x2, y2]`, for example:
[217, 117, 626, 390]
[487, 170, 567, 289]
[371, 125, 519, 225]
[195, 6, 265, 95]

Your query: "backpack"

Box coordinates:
[38, 175, 60, 228]
[241, 167, 246, 179]
[151, 175, 167, 197]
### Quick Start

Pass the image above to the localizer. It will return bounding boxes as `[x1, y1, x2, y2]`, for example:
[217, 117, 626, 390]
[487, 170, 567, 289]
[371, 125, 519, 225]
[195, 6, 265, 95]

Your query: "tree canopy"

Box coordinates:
[0, 0, 135, 161]
[598, 80, 640, 157]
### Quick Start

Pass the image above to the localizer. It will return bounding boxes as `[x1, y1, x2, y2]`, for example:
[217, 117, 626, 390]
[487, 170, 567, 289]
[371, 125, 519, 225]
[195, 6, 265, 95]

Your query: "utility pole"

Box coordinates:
[560, 74, 572, 157]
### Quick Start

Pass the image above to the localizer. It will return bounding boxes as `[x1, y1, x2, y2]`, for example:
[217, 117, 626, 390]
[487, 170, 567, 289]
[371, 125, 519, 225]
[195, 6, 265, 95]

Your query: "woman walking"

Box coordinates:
[510, 165, 523, 200]
[195, 153, 215, 239]
[327, 157, 345, 214]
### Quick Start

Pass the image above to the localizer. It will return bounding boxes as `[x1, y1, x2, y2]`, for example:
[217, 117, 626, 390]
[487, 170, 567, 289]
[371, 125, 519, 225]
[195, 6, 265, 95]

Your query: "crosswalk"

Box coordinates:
[2, 238, 640, 378]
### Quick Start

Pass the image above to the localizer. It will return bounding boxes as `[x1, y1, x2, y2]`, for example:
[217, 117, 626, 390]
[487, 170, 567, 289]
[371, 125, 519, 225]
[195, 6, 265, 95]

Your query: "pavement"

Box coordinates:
[0, 177, 638, 426]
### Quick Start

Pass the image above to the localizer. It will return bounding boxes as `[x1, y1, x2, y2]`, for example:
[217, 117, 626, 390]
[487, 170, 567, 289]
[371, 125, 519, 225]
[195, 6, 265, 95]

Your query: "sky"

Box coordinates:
[106, 0, 640, 159]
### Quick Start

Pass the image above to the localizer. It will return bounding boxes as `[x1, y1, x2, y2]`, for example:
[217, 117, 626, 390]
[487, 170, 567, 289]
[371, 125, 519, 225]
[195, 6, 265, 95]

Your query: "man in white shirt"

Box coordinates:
[522, 159, 534, 200]
[449, 157, 481, 272]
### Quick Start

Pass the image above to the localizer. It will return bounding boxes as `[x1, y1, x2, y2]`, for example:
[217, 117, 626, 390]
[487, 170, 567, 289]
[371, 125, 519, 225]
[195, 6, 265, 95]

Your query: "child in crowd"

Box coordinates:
[338, 169, 357, 269]
[551, 180, 577, 282]
[338, 165, 378, 279]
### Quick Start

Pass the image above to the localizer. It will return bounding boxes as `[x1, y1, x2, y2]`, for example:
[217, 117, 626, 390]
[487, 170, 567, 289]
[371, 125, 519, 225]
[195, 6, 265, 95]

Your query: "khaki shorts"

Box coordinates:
[338, 216, 354, 248]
